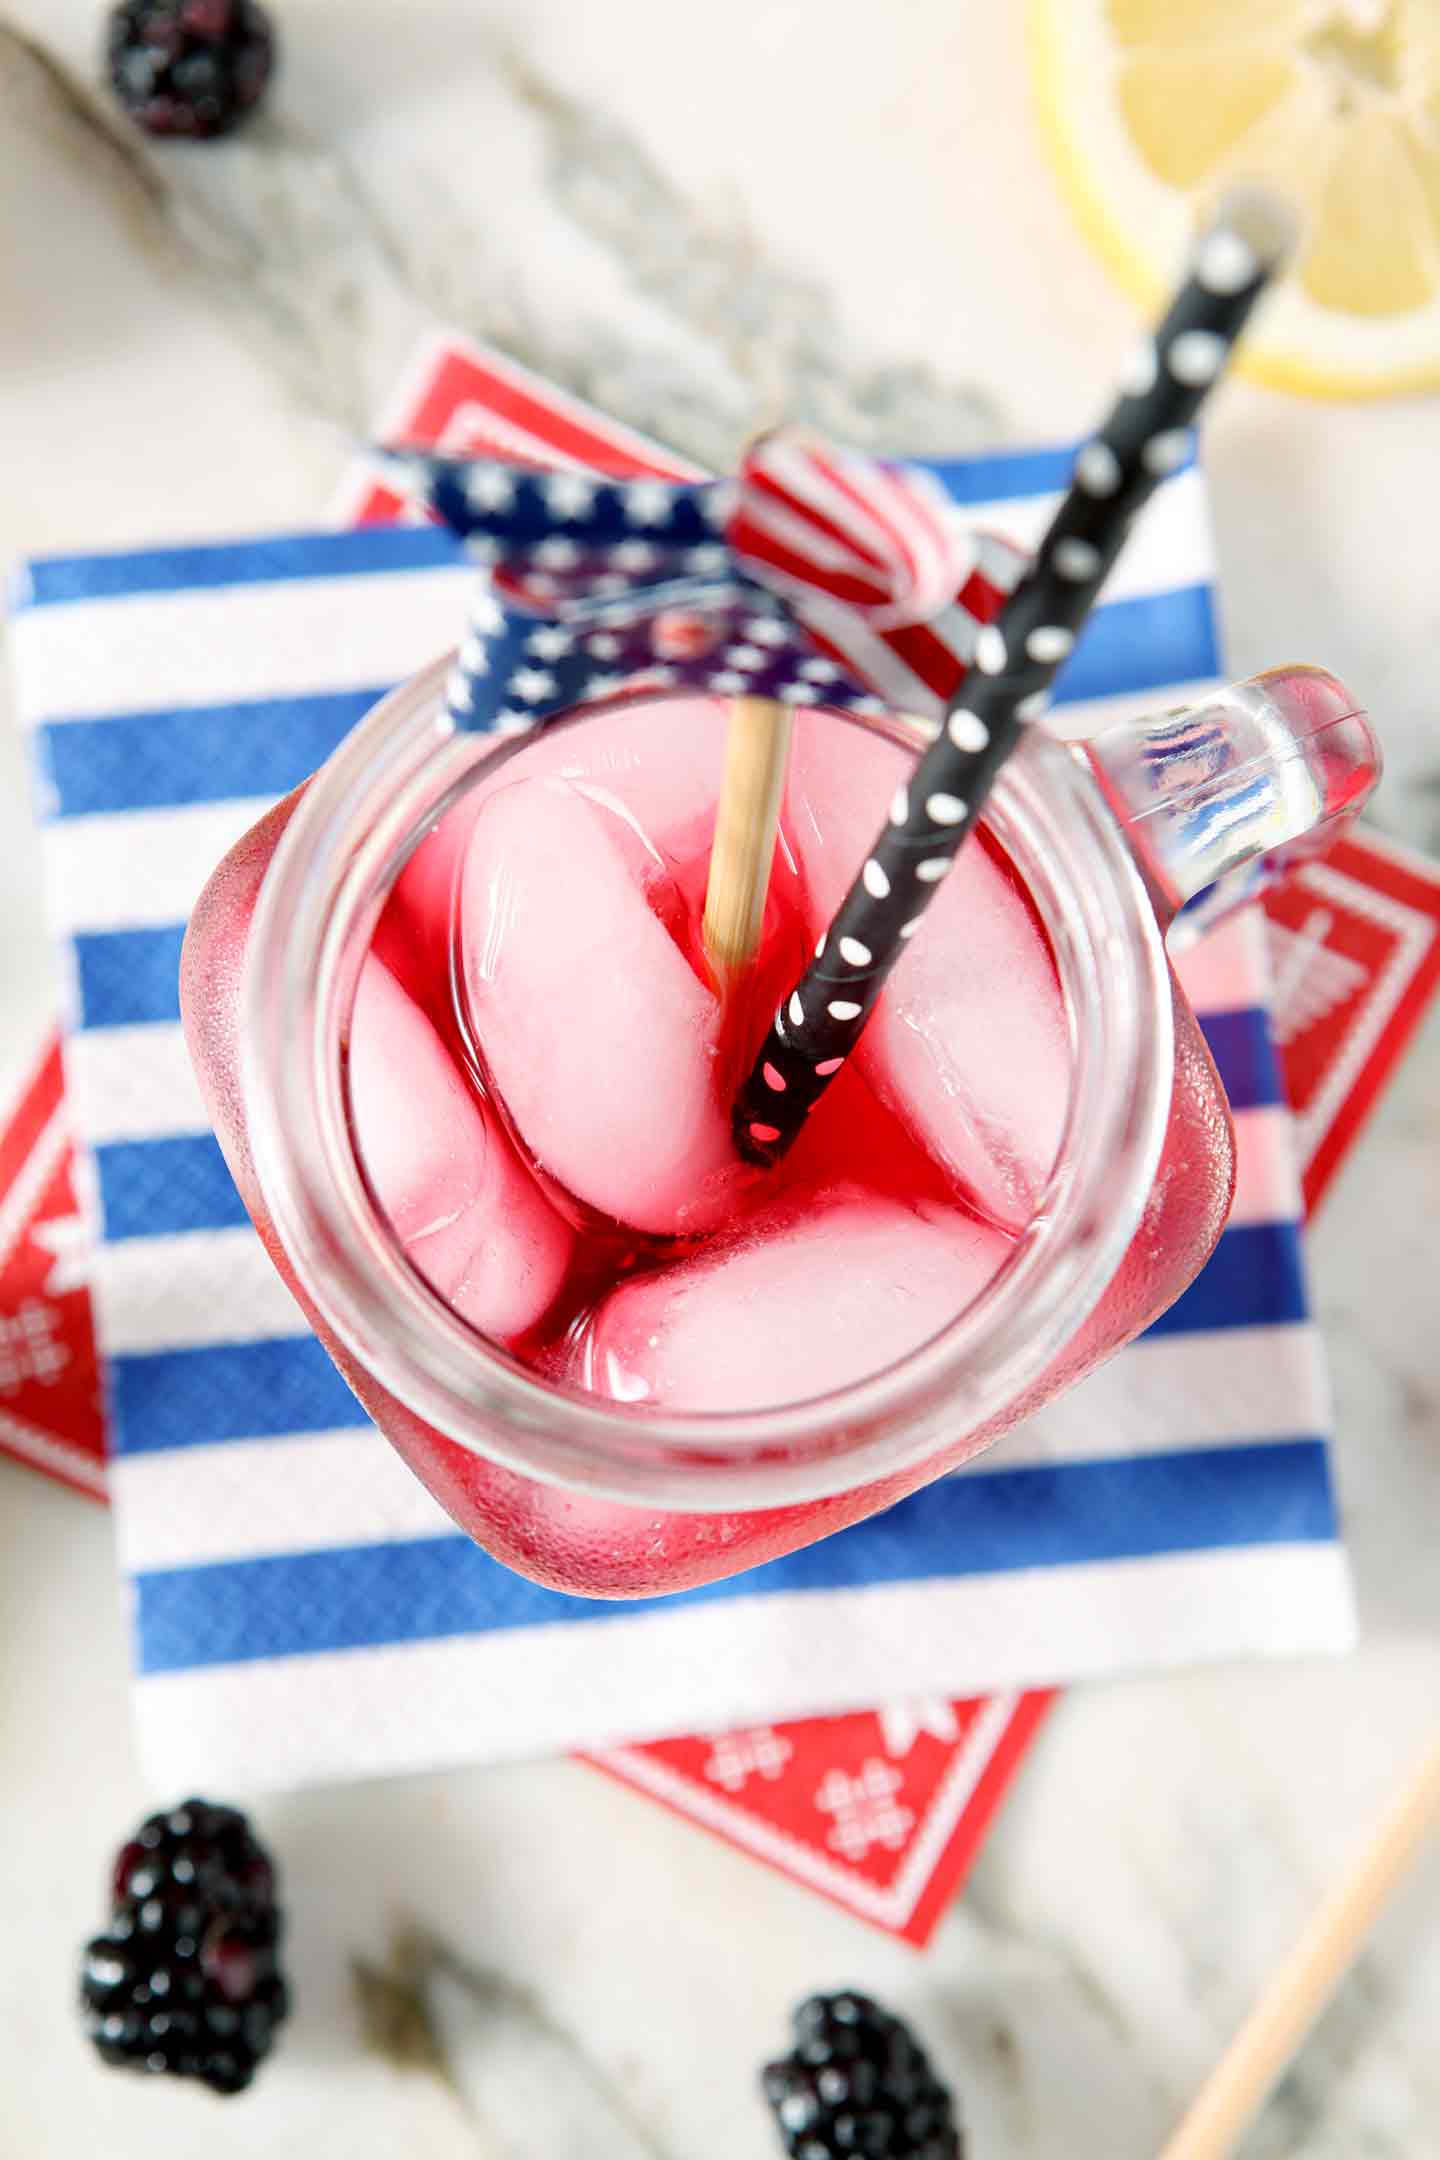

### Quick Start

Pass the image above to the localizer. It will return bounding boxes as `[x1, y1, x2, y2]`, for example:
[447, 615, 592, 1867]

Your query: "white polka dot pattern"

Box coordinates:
[1076, 442, 1122, 497]
[947, 709, 989, 752]
[1168, 329, 1226, 385]
[975, 626, 1008, 674]
[1122, 341, 1159, 395]
[1197, 227, 1258, 295]
[1052, 538, 1101, 582]
[1142, 430, 1193, 477]
[1025, 626, 1075, 664]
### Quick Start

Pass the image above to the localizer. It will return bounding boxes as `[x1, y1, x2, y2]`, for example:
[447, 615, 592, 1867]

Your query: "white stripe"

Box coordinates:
[114, 1428, 447, 1572]
[921, 601, 983, 669]
[12, 565, 472, 724]
[112, 1314, 1329, 1574]
[800, 606, 939, 714]
[67, 1025, 211, 1144]
[972, 530, 1029, 592]
[1172, 908, 1268, 1011]
[951, 464, 1213, 606]
[40, 797, 272, 935]
[129, 1545, 1355, 1792]
[742, 491, 885, 583]
[994, 1321, 1328, 1469]
[873, 466, 957, 619]
[755, 437, 902, 572]
[1230, 1104, 1303, 1225]
[94, 1229, 303, 1355]
[0, 1407, 108, 1497]
[1042, 675, 1224, 743]
[832, 663, 1226, 749]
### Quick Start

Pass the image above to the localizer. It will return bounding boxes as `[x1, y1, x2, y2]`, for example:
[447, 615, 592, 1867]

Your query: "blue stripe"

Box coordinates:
[21, 526, 462, 608]
[923, 439, 1196, 506]
[75, 927, 185, 1030]
[97, 1135, 246, 1242]
[132, 1438, 1335, 1673]
[111, 1337, 369, 1453]
[1199, 1007, 1285, 1111]
[1051, 584, 1219, 706]
[1145, 1222, 1306, 1339]
[42, 687, 390, 819]
[38, 588, 1215, 823]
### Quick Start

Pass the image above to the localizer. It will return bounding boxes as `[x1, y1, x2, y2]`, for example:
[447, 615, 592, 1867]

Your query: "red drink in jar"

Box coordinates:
[182, 666, 1375, 1595]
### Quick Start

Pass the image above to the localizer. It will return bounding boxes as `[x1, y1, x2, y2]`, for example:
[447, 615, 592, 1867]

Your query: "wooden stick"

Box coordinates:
[701, 696, 794, 985]
[1158, 1735, 1440, 2160]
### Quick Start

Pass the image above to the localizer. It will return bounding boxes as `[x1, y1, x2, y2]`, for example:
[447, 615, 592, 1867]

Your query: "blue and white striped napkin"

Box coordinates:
[9, 443, 1355, 1794]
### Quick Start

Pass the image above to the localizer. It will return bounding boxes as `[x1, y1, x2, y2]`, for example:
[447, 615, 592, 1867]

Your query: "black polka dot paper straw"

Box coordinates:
[733, 186, 1298, 1166]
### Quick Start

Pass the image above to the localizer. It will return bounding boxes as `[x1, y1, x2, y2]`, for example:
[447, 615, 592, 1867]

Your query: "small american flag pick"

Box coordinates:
[381, 431, 1026, 737]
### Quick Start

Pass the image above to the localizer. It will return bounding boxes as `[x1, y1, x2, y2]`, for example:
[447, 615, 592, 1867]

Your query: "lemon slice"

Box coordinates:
[1028, 0, 1440, 397]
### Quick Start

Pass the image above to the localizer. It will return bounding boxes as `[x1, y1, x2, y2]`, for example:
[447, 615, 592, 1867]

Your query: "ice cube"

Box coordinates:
[392, 698, 733, 962]
[786, 715, 1070, 1229]
[458, 776, 742, 1238]
[579, 1187, 1010, 1411]
[524, 695, 732, 844]
[348, 954, 573, 1339]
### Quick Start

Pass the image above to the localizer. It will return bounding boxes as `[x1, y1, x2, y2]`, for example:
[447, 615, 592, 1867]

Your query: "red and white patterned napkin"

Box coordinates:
[0, 1036, 106, 1500]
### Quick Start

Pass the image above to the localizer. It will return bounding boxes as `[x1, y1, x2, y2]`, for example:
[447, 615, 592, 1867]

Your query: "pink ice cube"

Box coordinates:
[393, 698, 733, 957]
[458, 776, 743, 1238]
[348, 954, 573, 1339]
[579, 1187, 1010, 1411]
[786, 715, 1070, 1229]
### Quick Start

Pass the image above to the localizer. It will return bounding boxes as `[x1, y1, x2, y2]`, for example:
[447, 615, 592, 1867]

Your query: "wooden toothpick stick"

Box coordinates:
[702, 696, 794, 986]
[1158, 1735, 1440, 2160]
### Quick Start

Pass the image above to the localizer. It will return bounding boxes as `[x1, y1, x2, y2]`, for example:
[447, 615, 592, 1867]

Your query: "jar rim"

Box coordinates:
[242, 659, 1174, 1510]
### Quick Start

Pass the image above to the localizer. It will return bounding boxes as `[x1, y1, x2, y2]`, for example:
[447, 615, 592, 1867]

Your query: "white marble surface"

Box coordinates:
[1, 4, 1438, 2154]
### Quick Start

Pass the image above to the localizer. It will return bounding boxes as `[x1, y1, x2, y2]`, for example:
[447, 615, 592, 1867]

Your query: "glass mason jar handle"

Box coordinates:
[1085, 666, 1381, 948]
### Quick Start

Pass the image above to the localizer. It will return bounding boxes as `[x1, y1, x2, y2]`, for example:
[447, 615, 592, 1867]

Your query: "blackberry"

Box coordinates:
[106, 1, 275, 139]
[762, 1992, 963, 2160]
[80, 1799, 288, 2096]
